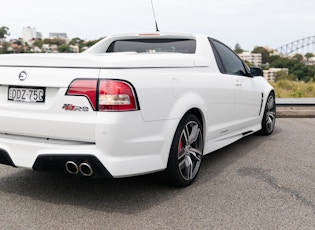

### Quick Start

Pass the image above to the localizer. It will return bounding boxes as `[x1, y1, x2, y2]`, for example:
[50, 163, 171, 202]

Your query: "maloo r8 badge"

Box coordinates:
[62, 104, 89, 112]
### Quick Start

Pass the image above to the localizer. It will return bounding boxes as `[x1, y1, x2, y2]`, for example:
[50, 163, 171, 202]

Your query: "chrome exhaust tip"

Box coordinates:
[79, 163, 93, 177]
[65, 161, 79, 175]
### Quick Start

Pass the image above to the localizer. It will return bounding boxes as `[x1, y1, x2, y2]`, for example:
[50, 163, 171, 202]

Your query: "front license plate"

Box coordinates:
[8, 86, 46, 103]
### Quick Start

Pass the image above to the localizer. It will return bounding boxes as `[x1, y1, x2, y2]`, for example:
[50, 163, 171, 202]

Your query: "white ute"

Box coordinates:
[0, 33, 276, 187]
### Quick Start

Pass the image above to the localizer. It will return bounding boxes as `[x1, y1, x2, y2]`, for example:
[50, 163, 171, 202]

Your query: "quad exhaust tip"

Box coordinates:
[65, 161, 79, 175]
[79, 162, 93, 177]
[65, 161, 93, 177]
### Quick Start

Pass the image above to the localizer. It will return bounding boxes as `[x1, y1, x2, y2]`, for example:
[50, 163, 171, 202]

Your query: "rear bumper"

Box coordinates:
[0, 148, 112, 178]
[0, 113, 180, 178]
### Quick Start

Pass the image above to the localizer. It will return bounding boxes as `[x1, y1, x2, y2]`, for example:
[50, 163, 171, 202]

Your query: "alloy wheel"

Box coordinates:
[177, 120, 203, 181]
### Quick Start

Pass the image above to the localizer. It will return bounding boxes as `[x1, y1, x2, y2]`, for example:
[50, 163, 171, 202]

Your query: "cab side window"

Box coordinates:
[209, 38, 247, 76]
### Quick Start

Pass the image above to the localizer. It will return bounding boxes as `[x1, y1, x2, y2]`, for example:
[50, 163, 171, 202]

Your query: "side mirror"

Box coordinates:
[250, 67, 264, 77]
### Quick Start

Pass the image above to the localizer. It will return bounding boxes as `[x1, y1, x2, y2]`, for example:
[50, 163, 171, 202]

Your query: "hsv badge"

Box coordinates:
[19, 71, 27, 81]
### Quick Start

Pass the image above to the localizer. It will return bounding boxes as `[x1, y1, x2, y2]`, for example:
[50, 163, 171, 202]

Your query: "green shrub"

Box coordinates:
[270, 80, 315, 98]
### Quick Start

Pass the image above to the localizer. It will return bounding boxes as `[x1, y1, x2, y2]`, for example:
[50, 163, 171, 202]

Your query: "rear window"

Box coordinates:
[106, 39, 196, 54]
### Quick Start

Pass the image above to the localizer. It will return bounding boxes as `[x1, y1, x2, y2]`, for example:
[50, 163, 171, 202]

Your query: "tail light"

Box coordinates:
[66, 79, 138, 112]
[98, 80, 137, 111]
[66, 79, 98, 110]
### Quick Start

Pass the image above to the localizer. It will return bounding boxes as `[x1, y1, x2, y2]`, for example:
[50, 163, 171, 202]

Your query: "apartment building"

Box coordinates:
[239, 52, 262, 67]
[263, 68, 289, 82]
[49, 33, 68, 40]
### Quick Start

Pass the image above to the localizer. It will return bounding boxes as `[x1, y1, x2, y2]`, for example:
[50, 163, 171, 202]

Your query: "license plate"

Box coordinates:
[8, 86, 46, 103]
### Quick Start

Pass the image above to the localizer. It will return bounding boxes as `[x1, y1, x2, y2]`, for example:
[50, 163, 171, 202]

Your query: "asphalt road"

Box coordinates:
[0, 118, 314, 229]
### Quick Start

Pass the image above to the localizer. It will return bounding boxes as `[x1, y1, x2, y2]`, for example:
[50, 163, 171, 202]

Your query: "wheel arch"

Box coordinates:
[167, 107, 206, 159]
[263, 89, 276, 111]
[166, 93, 207, 156]
[269, 89, 275, 97]
[182, 108, 205, 143]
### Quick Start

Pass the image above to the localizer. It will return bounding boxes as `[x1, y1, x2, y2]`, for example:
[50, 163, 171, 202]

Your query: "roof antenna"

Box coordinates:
[151, 0, 160, 32]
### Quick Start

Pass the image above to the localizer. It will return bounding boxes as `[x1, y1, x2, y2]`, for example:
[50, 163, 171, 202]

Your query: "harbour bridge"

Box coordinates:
[275, 36, 315, 55]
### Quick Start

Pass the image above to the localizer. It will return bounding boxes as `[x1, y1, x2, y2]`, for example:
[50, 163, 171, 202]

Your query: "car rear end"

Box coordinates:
[0, 59, 104, 173]
[0, 33, 204, 179]
[0, 56, 182, 178]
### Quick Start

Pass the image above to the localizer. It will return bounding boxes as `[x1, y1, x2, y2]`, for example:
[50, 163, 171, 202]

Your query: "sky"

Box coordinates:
[1, 0, 315, 51]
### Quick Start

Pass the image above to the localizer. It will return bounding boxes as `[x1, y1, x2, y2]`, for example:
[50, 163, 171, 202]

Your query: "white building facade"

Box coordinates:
[263, 68, 289, 82]
[23, 27, 37, 42]
[49, 33, 68, 40]
[23, 27, 42, 42]
[239, 52, 262, 67]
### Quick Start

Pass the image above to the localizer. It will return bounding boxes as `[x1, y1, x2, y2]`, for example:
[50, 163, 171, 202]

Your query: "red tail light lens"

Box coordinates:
[99, 80, 137, 111]
[66, 79, 138, 112]
[66, 79, 98, 110]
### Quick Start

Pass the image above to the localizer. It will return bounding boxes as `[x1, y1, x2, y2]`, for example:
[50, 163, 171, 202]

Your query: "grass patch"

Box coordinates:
[270, 80, 315, 98]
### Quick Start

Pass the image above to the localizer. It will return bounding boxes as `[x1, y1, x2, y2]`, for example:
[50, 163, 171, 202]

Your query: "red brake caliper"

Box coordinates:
[178, 140, 183, 156]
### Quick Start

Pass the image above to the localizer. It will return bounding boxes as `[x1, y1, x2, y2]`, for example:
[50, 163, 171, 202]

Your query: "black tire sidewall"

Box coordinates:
[166, 113, 203, 187]
[261, 93, 276, 135]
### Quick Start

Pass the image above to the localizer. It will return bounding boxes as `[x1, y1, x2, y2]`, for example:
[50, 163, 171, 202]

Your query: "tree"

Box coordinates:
[234, 43, 244, 54]
[58, 44, 71, 53]
[43, 38, 52, 45]
[292, 53, 303, 62]
[0, 26, 10, 40]
[0, 41, 9, 54]
[252, 46, 269, 64]
[69, 37, 86, 52]
[13, 40, 22, 46]
[33, 39, 43, 49]
[270, 57, 315, 82]
[300, 65, 315, 82]
[69, 37, 84, 46]
[43, 38, 66, 46]
[274, 70, 296, 82]
[267, 55, 281, 64]
[305, 52, 314, 61]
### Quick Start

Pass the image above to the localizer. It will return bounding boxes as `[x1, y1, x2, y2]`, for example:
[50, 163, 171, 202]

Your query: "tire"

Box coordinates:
[260, 92, 276, 135]
[164, 113, 204, 187]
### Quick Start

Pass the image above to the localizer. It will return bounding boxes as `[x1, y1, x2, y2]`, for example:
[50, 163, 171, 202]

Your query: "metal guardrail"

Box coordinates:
[276, 98, 315, 106]
[275, 98, 315, 118]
